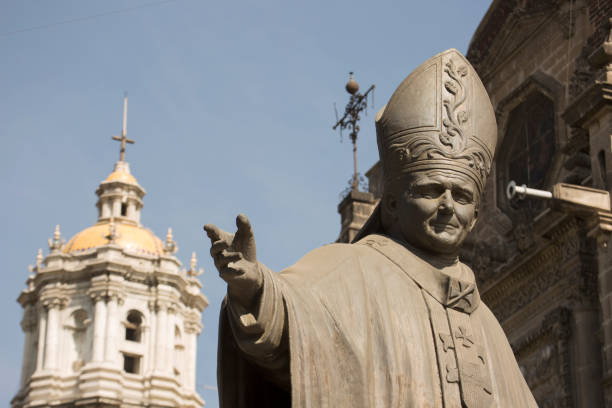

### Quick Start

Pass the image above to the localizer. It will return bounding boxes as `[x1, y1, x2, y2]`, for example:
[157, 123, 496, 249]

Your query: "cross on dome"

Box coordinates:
[111, 94, 134, 162]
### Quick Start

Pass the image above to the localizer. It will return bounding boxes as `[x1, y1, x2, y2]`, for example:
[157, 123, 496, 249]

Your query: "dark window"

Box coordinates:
[498, 92, 555, 214]
[125, 311, 143, 342]
[121, 203, 127, 216]
[123, 354, 141, 374]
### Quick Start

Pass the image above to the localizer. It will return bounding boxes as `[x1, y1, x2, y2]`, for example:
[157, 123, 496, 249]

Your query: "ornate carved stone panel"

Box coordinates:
[513, 307, 572, 408]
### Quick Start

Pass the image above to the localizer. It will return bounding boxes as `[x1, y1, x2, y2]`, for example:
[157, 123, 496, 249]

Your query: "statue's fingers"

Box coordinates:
[215, 251, 243, 271]
[235, 213, 254, 240]
[210, 240, 230, 258]
[218, 256, 247, 283]
[203, 224, 222, 242]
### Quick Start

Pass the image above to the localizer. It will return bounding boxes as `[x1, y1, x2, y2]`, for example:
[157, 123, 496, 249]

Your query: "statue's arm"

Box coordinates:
[204, 215, 289, 387]
[224, 262, 289, 382]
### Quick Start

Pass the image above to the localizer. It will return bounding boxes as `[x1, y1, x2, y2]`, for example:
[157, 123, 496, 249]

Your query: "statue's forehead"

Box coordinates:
[407, 170, 476, 188]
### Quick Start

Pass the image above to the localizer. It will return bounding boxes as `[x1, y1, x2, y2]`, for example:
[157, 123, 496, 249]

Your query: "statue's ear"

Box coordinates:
[468, 205, 479, 232]
[382, 192, 398, 220]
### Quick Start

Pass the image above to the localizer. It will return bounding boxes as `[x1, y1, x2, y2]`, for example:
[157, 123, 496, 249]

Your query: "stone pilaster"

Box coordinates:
[19, 305, 37, 386]
[89, 291, 107, 363]
[185, 319, 202, 391]
[154, 300, 169, 373]
[39, 291, 68, 371]
[104, 292, 124, 366]
[34, 306, 47, 373]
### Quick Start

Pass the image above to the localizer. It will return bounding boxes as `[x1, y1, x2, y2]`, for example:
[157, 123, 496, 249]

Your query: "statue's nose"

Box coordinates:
[438, 190, 454, 213]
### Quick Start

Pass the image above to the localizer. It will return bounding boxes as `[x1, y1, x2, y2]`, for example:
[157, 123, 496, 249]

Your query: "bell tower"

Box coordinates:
[12, 97, 208, 408]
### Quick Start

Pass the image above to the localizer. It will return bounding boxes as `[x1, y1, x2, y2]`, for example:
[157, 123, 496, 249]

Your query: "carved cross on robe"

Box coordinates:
[446, 278, 476, 312]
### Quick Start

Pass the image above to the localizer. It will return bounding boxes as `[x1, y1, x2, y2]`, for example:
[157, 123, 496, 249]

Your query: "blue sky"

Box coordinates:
[0, 0, 491, 406]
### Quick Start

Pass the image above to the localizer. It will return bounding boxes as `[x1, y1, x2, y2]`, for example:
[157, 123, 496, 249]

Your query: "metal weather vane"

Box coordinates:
[333, 72, 375, 192]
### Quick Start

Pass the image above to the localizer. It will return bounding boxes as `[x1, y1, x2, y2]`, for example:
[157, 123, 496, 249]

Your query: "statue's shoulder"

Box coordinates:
[278, 240, 380, 283]
[291, 241, 374, 268]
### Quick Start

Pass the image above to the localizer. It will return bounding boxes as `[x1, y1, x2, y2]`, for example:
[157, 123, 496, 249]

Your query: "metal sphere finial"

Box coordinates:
[345, 72, 359, 95]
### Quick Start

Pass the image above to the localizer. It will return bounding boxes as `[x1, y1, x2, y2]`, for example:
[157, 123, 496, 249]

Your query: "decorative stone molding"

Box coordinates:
[40, 288, 69, 310]
[87, 287, 107, 303]
[513, 307, 572, 407]
[184, 320, 202, 335]
[482, 218, 581, 322]
[86, 276, 126, 304]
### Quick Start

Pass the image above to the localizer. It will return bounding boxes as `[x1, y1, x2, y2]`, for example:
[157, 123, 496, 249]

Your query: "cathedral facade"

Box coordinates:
[339, 1, 612, 406]
[12, 105, 208, 407]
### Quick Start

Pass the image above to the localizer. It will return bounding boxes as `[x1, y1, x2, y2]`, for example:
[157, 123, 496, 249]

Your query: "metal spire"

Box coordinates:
[333, 72, 375, 192]
[112, 93, 134, 162]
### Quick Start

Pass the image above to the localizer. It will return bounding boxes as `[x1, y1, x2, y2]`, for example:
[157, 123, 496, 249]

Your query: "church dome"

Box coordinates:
[63, 221, 165, 256]
[104, 169, 138, 184]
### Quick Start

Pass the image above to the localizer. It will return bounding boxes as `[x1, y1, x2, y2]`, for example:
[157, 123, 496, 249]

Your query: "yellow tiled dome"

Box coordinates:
[105, 170, 138, 184]
[63, 221, 164, 256]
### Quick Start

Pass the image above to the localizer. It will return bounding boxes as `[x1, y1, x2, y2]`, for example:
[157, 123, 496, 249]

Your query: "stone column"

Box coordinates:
[101, 200, 111, 219]
[35, 306, 47, 372]
[19, 305, 37, 386]
[43, 301, 61, 370]
[91, 294, 107, 362]
[104, 294, 121, 366]
[112, 198, 121, 217]
[126, 201, 136, 220]
[155, 301, 168, 372]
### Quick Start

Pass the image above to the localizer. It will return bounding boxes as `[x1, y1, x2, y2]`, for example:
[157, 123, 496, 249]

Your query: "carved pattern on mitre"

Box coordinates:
[376, 49, 496, 193]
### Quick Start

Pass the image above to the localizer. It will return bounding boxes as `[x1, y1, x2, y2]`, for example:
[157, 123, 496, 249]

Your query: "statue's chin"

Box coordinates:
[418, 229, 464, 256]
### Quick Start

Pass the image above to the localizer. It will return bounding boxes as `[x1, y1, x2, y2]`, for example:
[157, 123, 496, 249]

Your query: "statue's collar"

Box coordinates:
[357, 234, 480, 314]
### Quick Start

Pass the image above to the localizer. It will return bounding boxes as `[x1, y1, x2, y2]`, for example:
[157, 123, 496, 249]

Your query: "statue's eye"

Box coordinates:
[412, 184, 444, 198]
[452, 189, 473, 204]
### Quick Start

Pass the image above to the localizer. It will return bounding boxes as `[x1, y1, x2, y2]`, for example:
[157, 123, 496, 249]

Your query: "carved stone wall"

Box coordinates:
[339, 1, 612, 406]
[465, 1, 611, 406]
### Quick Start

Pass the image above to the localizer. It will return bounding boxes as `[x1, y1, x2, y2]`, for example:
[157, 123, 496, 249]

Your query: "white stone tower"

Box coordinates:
[12, 97, 208, 408]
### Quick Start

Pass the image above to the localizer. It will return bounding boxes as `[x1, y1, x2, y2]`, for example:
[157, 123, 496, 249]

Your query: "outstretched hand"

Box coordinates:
[204, 214, 262, 306]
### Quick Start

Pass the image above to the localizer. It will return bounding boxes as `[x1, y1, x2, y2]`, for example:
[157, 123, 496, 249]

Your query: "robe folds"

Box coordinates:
[218, 234, 537, 408]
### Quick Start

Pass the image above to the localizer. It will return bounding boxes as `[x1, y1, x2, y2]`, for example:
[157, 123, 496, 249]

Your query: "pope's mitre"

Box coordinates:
[376, 48, 497, 193]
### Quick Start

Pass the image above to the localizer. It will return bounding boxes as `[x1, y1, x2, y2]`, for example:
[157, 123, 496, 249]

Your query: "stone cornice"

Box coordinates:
[468, 0, 579, 78]
[482, 217, 582, 322]
[482, 216, 578, 295]
[563, 80, 612, 128]
[512, 307, 571, 355]
[29, 257, 203, 307]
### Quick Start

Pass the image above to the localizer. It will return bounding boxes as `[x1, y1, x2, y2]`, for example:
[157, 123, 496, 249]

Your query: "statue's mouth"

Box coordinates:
[430, 222, 459, 231]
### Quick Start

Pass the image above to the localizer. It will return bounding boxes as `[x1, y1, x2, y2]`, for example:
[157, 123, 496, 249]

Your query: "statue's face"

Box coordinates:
[386, 170, 479, 255]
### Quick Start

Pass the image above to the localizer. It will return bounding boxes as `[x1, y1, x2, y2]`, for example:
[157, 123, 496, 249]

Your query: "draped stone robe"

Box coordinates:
[218, 234, 537, 408]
